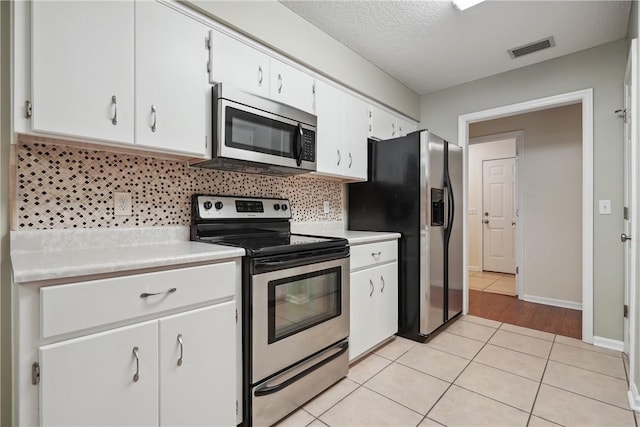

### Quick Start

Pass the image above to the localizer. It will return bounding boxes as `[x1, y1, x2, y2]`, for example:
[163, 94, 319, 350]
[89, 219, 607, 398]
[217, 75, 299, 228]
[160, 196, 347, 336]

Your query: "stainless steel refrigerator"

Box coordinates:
[348, 130, 463, 342]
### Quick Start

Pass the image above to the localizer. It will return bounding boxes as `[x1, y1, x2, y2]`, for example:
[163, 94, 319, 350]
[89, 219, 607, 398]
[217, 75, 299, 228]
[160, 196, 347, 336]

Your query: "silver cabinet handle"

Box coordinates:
[177, 334, 184, 366]
[392, 122, 396, 136]
[371, 251, 381, 258]
[111, 95, 118, 125]
[337, 149, 341, 166]
[349, 152, 353, 168]
[369, 279, 374, 297]
[151, 105, 157, 133]
[140, 287, 177, 298]
[380, 276, 385, 292]
[132, 346, 140, 382]
[621, 233, 632, 242]
[258, 66, 263, 86]
[278, 73, 283, 93]
[369, 124, 372, 132]
[399, 126, 403, 135]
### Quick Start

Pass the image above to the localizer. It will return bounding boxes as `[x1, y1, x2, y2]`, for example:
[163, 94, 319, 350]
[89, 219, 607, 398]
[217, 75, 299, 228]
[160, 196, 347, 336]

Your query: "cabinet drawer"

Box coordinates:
[350, 240, 397, 271]
[41, 262, 236, 338]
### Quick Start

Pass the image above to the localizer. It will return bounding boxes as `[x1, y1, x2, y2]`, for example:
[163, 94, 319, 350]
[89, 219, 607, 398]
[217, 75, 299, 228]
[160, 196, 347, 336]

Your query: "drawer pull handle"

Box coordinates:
[140, 288, 177, 298]
[132, 346, 140, 382]
[380, 276, 385, 292]
[371, 252, 381, 258]
[369, 279, 374, 297]
[177, 334, 184, 366]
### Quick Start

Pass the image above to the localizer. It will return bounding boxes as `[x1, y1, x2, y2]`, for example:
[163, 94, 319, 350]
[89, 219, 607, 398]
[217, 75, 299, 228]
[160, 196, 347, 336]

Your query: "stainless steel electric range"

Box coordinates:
[191, 195, 350, 427]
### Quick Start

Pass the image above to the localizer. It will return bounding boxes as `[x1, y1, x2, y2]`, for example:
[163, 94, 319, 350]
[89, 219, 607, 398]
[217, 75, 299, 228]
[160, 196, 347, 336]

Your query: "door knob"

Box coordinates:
[483, 219, 489, 224]
[621, 233, 632, 242]
[512, 221, 516, 226]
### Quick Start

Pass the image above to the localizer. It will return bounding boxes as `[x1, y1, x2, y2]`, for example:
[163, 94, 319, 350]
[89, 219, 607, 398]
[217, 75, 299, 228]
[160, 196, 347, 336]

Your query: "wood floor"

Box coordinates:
[468, 289, 582, 339]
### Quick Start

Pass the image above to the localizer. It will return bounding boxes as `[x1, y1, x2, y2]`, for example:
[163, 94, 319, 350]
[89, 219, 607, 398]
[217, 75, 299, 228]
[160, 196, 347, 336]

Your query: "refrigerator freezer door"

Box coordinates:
[420, 132, 445, 336]
[446, 142, 464, 320]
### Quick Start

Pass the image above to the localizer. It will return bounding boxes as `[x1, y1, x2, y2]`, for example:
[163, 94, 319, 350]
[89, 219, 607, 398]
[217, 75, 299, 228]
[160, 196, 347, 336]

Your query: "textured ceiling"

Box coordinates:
[280, 0, 632, 95]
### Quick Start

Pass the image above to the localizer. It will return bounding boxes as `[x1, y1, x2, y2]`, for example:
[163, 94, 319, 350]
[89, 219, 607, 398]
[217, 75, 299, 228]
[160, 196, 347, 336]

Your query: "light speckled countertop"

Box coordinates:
[11, 226, 244, 283]
[290, 222, 401, 245]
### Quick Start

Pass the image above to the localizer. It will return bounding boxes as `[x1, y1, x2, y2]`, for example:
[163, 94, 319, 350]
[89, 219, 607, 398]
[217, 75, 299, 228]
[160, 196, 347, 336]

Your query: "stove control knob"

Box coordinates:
[273, 204, 280, 211]
[281, 204, 288, 211]
[214, 201, 224, 210]
[203, 201, 213, 210]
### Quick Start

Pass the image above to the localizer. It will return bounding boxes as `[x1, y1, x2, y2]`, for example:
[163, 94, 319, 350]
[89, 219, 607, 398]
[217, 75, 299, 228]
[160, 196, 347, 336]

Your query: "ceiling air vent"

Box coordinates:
[508, 37, 555, 59]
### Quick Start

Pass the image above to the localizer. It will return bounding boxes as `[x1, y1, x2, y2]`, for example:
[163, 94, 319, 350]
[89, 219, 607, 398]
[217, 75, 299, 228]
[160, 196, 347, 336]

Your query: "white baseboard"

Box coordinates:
[521, 294, 582, 310]
[628, 382, 640, 411]
[592, 336, 625, 352]
[468, 266, 481, 272]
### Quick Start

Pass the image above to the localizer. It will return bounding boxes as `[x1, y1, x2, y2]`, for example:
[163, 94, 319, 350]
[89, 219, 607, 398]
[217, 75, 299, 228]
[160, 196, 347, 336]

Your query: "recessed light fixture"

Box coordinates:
[452, 0, 485, 11]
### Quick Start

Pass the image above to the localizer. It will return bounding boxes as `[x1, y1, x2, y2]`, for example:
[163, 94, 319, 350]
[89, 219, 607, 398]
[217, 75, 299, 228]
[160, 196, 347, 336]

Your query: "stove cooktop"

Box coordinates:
[197, 233, 347, 257]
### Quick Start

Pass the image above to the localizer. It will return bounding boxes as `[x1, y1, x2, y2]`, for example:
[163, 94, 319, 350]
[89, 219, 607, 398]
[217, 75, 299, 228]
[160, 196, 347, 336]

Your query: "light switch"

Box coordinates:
[598, 199, 612, 215]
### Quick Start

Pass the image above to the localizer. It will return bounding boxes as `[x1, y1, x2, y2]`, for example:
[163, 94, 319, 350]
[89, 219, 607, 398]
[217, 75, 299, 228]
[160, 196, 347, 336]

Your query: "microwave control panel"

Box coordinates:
[302, 129, 316, 162]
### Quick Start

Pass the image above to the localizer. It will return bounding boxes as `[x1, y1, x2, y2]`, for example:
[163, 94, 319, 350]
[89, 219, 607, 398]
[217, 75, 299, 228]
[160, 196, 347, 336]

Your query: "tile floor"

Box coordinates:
[275, 315, 636, 427]
[469, 271, 516, 296]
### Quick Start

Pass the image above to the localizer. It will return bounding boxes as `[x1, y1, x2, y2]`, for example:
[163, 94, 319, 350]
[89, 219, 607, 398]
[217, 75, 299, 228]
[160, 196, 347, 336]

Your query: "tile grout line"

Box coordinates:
[419, 322, 503, 425]
[548, 358, 628, 382]
[542, 382, 635, 414]
[525, 332, 556, 426]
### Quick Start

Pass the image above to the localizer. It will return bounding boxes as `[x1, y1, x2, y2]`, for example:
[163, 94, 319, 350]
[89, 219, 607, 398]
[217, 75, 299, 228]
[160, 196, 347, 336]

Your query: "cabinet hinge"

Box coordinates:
[516, 266, 519, 274]
[32, 362, 40, 385]
[25, 100, 32, 119]
[624, 304, 629, 318]
[205, 37, 211, 50]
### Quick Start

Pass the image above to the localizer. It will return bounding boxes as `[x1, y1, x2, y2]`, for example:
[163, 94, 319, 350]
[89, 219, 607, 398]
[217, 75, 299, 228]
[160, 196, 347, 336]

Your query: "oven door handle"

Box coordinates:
[253, 341, 348, 397]
[253, 248, 349, 274]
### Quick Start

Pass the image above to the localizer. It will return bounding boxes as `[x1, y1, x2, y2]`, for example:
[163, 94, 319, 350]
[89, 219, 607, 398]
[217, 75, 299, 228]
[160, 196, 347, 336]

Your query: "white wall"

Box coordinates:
[470, 104, 583, 305]
[185, 0, 420, 119]
[420, 39, 627, 340]
[467, 139, 516, 271]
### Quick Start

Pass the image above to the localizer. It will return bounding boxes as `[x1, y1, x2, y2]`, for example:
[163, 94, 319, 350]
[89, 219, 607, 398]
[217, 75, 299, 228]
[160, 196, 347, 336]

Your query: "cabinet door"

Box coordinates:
[270, 59, 315, 113]
[349, 269, 377, 362]
[315, 80, 344, 177]
[342, 94, 369, 181]
[159, 302, 236, 427]
[376, 262, 399, 341]
[135, 1, 209, 156]
[40, 321, 158, 427]
[209, 29, 270, 98]
[369, 106, 397, 140]
[397, 118, 417, 137]
[31, 1, 134, 144]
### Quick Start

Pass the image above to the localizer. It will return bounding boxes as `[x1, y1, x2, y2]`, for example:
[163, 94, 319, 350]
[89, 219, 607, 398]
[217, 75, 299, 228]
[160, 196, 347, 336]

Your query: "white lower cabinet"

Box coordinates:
[349, 240, 398, 362]
[39, 303, 235, 427]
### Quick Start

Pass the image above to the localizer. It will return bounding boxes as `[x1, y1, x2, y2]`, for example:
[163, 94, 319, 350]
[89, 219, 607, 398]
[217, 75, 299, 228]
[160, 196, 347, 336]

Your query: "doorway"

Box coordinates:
[459, 90, 592, 342]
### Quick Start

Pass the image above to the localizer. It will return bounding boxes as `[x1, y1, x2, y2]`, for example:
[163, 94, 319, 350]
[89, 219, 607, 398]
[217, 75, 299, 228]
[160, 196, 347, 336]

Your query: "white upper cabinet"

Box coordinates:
[397, 117, 418, 137]
[31, 1, 135, 144]
[369, 105, 397, 140]
[209, 29, 270, 98]
[315, 81, 367, 181]
[135, 2, 209, 157]
[269, 59, 315, 114]
[315, 80, 343, 177]
[342, 94, 369, 181]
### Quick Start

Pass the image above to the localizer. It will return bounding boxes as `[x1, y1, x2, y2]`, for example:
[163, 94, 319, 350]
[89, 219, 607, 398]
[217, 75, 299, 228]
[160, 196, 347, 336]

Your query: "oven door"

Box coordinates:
[251, 256, 349, 383]
[215, 97, 317, 172]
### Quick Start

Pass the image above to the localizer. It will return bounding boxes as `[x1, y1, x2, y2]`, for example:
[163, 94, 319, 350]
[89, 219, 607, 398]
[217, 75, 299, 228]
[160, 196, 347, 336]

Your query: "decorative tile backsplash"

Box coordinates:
[16, 142, 345, 229]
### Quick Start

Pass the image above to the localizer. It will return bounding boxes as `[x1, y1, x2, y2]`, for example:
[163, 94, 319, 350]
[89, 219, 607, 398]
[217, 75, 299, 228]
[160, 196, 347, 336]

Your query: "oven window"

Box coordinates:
[268, 267, 341, 344]
[225, 106, 296, 158]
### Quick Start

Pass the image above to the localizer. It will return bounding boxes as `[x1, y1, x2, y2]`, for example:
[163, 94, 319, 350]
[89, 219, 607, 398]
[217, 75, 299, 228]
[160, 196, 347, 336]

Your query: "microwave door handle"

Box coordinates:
[295, 123, 304, 167]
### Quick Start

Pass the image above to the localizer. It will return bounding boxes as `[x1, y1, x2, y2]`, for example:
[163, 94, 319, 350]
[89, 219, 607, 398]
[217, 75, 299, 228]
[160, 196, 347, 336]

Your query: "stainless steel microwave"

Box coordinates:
[193, 84, 317, 176]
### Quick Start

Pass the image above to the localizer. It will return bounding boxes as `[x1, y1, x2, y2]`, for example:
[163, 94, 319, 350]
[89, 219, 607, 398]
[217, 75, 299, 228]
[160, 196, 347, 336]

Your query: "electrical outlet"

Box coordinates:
[114, 192, 132, 216]
[598, 199, 612, 215]
[323, 201, 330, 214]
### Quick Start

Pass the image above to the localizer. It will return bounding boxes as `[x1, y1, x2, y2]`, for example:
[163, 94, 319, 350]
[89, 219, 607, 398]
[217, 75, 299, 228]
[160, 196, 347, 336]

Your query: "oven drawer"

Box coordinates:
[252, 340, 348, 427]
[40, 262, 236, 338]
[350, 239, 397, 271]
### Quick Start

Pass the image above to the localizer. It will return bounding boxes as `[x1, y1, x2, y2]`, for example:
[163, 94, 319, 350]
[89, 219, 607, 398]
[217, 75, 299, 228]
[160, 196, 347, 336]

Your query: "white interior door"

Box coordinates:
[623, 39, 637, 356]
[482, 157, 516, 274]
